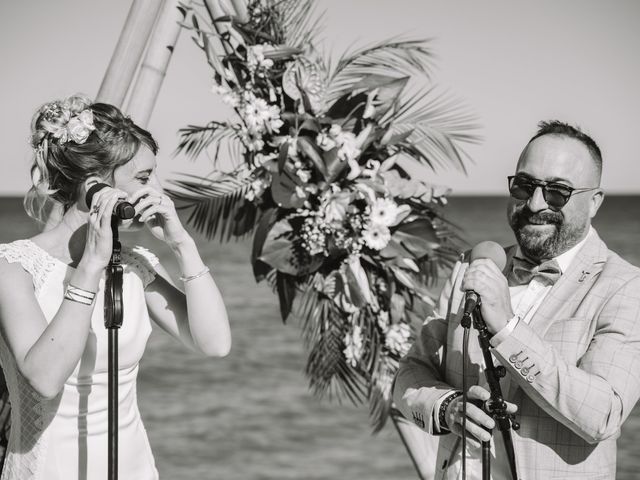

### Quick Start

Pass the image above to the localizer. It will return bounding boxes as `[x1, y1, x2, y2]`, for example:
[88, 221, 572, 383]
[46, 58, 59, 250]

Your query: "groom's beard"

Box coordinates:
[508, 206, 587, 261]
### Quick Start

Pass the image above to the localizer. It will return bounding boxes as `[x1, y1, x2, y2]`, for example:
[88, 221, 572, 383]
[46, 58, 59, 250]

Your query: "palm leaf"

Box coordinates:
[326, 38, 436, 103]
[305, 321, 369, 405]
[368, 356, 396, 433]
[175, 121, 243, 166]
[278, 0, 324, 49]
[388, 87, 481, 173]
[292, 281, 370, 405]
[166, 170, 256, 241]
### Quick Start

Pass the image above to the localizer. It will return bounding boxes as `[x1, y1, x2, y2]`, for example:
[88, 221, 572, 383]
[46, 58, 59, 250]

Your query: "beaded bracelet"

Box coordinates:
[64, 284, 97, 306]
[179, 266, 210, 282]
[438, 390, 463, 431]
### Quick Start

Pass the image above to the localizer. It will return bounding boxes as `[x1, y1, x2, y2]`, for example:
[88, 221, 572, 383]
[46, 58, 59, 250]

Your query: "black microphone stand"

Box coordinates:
[461, 300, 520, 480]
[105, 215, 124, 480]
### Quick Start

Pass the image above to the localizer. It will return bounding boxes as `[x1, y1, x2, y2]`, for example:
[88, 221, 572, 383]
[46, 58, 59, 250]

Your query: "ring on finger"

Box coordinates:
[91, 205, 100, 215]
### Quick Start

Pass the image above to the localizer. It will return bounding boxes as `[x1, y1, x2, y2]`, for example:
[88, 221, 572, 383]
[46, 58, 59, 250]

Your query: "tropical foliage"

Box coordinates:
[171, 0, 479, 430]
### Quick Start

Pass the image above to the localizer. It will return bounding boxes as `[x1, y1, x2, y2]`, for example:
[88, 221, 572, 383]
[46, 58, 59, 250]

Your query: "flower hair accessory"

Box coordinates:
[41, 102, 95, 145]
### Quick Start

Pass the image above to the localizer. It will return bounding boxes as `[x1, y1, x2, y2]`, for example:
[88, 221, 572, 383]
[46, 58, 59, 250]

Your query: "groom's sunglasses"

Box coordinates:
[507, 175, 598, 211]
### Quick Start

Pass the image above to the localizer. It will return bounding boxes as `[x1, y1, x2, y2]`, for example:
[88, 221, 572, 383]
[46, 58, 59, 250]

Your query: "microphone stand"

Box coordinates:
[461, 300, 520, 480]
[105, 215, 124, 480]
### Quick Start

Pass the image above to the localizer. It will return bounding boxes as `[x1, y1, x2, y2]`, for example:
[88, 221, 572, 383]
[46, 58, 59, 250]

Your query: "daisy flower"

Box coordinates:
[369, 197, 400, 227]
[362, 223, 391, 250]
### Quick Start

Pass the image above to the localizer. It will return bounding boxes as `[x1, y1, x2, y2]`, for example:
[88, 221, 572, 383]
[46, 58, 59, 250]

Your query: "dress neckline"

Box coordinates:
[24, 238, 77, 271]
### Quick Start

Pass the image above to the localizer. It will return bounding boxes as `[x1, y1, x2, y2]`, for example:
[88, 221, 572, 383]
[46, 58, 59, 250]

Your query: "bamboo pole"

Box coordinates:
[96, 0, 163, 107]
[123, 0, 191, 127]
[229, 0, 248, 23]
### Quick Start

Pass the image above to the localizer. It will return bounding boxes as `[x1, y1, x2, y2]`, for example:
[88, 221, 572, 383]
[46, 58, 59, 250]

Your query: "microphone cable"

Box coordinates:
[462, 326, 470, 479]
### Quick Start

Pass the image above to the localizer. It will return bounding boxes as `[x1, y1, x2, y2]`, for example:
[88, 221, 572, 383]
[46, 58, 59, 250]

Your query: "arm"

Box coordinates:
[0, 189, 125, 398]
[393, 260, 463, 434]
[144, 238, 231, 357]
[0, 260, 102, 398]
[492, 275, 640, 443]
[130, 185, 230, 357]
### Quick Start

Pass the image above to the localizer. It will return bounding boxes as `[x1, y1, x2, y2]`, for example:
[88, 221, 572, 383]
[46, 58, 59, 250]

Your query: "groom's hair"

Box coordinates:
[528, 120, 602, 179]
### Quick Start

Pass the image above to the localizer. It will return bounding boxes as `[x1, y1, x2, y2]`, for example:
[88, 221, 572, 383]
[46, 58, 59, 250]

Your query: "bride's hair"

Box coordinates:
[24, 94, 158, 223]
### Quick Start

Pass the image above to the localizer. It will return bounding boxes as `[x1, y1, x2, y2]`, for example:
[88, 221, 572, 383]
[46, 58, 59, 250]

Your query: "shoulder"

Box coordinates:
[121, 245, 160, 288]
[0, 239, 57, 292]
[599, 249, 640, 289]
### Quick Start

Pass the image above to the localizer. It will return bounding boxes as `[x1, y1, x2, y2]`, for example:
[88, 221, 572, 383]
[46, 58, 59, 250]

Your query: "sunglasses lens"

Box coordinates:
[543, 188, 570, 209]
[509, 178, 534, 200]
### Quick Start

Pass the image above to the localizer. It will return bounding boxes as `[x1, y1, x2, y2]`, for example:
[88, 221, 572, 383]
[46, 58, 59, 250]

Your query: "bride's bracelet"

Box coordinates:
[179, 266, 210, 283]
[64, 284, 97, 306]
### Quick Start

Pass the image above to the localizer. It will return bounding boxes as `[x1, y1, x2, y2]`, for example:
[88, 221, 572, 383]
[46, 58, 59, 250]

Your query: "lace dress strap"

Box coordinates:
[121, 245, 160, 289]
[0, 240, 58, 294]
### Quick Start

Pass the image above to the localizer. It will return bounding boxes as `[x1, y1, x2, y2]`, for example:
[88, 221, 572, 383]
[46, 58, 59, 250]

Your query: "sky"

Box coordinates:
[1, 0, 639, 196]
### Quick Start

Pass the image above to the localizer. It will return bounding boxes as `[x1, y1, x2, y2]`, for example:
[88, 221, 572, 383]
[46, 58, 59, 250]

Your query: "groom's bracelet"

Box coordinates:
[438, 390, 463, 431]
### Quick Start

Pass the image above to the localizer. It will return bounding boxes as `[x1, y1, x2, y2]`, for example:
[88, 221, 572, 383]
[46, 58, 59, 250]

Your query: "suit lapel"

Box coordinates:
[504, 230, 608, 399]
[527, 229, 608, 336]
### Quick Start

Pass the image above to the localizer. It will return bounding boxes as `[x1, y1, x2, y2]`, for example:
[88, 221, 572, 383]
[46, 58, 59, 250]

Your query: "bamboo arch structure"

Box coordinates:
[0, 1, 435, 477]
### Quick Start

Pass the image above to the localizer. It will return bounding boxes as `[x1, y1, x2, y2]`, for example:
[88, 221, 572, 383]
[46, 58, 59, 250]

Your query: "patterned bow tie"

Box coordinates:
[509, 256, 562, 286]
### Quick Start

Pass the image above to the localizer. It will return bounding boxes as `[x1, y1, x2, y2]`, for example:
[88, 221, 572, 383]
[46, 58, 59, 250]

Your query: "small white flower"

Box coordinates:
[343, 325, 364, 367]
[240, 128, 265, 152]
[377, 310, 390, 332]
[362, 223, 391, 250]
[245, 178, 268, 201]
[335, 131, 361, 162]
[247, 44, 274, 71]
[296, 169, 311, 183]
[385, 323, 412, 356]
[370, 197, 400, 227]
[242, 97, 283, 134]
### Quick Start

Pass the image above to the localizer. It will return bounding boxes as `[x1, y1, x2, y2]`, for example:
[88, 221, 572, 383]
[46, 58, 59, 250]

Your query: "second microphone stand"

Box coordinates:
[461, 301, 520, 480]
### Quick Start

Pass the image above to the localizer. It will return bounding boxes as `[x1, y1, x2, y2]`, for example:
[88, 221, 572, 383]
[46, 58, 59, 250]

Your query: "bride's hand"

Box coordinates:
[129, 187, 191, 249]
[82, 187, 129, 269]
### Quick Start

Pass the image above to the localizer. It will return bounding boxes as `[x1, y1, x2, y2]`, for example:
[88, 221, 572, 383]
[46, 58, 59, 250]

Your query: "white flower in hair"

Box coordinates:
[67, 110, 96, 144]
[41, 102, 95, 146]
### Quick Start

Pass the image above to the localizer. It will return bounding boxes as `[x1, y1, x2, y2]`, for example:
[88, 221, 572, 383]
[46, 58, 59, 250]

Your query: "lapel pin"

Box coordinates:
[578, 270, 590, 283]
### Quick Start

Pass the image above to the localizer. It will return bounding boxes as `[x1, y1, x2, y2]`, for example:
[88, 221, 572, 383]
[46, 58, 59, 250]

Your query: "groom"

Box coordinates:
[393, 120, 640, 479]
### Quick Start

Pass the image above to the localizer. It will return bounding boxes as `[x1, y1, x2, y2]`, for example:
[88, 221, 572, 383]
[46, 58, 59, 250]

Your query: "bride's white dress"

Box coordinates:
[0, 239, 159, 479]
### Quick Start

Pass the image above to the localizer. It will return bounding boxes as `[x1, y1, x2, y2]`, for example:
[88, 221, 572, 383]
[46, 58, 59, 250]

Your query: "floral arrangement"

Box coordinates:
[171, 0, 478, 429]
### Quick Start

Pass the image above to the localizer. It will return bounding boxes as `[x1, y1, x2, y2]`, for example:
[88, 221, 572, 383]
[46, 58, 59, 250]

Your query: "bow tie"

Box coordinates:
[509, 256, 562, 286]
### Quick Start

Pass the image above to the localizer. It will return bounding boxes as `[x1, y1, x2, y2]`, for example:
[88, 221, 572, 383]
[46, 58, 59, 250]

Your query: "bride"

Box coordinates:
[0, 94, 231, 479]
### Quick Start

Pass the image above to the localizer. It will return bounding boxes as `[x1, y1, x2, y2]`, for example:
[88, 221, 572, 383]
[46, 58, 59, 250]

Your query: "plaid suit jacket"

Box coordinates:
[393, 229, 640, 479]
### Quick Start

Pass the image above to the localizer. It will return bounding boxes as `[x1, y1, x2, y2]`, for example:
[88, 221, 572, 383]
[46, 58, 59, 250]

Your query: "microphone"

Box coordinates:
[462, 241, 507, 322]
[85, 183, 136, 220]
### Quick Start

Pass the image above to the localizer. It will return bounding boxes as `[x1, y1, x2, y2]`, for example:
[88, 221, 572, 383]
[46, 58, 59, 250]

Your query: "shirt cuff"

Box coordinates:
[432, 390, 462, 433]
[490, 315, 520, 348]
